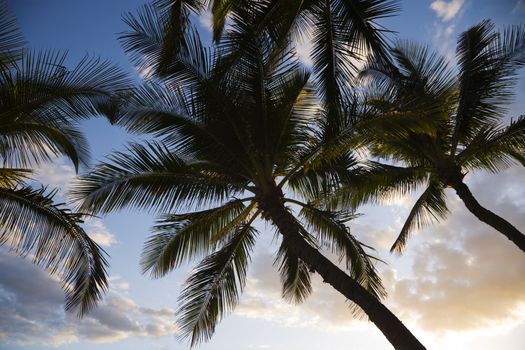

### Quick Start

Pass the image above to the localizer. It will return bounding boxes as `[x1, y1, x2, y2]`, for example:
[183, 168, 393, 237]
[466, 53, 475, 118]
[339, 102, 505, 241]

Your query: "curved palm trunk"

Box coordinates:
[450, 179, 525, 253]
[258, 191, 426, 350]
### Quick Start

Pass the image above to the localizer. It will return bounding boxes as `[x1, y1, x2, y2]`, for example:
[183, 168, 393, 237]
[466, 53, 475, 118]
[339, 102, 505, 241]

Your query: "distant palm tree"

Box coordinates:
[341, 20, 525, 253]
[72, 29, 425, 349]
[0, 3, 128, 315]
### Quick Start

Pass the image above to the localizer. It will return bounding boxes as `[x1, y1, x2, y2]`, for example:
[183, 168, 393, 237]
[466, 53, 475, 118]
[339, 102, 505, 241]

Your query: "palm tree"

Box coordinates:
[72, 28, 425, 349]
[0, 2, 129, 315]
[341, 20, 525, 254]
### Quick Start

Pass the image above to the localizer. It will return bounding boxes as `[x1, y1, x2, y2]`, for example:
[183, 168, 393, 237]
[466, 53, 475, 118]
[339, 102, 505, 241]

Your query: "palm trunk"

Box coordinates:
[450, 179, 525, 253]
[258, 191, 426, 350]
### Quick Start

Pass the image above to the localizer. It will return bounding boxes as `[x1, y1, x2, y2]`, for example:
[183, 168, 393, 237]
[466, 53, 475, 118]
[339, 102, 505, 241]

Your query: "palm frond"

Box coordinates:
[0, 1, 24, 65]
[338, 0, 399, 57]
[458, 115, 525, 171]
[72, 142, 240, 215]
[177, 222, 257, 346]
[0, 50, 130, 169]
[141, 199, 254, 277]
[268, 66, 316, 168]
[114, 81, 253, 177]
[153, 0, 206, 76]
[298, 202, 385, 298]
[451, 20, 525, 154]
[0, 186, 108, 316]
[121, 4, 210, 81]
[361, 40, 455, 103]
[287, 150, 360, 202]
[210, 0, 232, 42]
[2, 50, 129, 119]
[274, 239, 312, 304]
[327, 162, 428, 209]
[357, 41, 456, 155]
[0, 167, 31, 187]
[391, 181, 448, 254]
[120, 3, 169, 77]
[310, 0, 357, 129]
[216, 0, 306, 76]
[307, 0, 397, 136]
[0, 120, 89, 171]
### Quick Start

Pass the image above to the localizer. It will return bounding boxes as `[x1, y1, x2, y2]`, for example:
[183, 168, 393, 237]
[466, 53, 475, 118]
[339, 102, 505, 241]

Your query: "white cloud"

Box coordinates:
[198, 11, 213, 32]
[445, 24, 455, 36]
[83, 217, 117, 247]
[427, 0, 461, 64]
[430, 0, 465, 22]
[235, 252, 369, 331]
[378, 168, 525, 335]
[8, 156, 525, 348]
[0, 252, 177, 347]
[384, 213, 525, 338]
[353, 223, 399, 251]
[34, 159, 76, 191]
[431, 21, 457, 63]
[109, 275, 130, 292]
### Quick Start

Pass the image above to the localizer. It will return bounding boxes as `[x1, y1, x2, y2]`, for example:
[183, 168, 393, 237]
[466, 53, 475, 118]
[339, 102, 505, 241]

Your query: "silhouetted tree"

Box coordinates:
[73, 27, 425, 349]
[339, 20, 525, 253]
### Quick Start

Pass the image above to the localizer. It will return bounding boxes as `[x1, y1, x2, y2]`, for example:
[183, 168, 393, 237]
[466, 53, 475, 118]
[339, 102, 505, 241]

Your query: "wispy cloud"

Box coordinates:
[33, 159, 76, 191]
[432, 22, 457, 62]
[513, 0, 525, 14]
[3, 167, 524, 349]
[430, 0, 465, 22]
[83, 217, 117, 247]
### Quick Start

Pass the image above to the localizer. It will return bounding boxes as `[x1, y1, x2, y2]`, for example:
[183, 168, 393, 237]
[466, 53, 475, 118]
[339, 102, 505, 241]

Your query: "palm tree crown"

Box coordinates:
[74, 27, 380, 342]
[346, 20, 525, 253]
[72, 24, 425, 348]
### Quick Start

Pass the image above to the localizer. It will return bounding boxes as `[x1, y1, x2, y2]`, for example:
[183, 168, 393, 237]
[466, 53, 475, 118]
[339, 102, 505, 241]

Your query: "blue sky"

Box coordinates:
[1, 1, 525, 350]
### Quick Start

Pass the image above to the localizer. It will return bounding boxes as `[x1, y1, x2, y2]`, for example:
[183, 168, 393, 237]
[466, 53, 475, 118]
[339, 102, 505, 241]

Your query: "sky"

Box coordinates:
[1, 0, 525, 349]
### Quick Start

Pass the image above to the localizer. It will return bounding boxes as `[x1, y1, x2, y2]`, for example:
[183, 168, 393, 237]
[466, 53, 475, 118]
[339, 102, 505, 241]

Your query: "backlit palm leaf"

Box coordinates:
[458, 115, 525, 171]
[0, 49, 129, 169]
[72, 142, 241, 214]
[141, 200, 254, 277]
[390, 181, 448, 254]
[275, 239, 313, 304]
[0, 186, 108, 316]
[298, 203, 385, 297]
[0, 4, 128, 317]
[0, 1, 24, 65]
[178, 223, 257, 346]
[451, 21, 525, 154]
